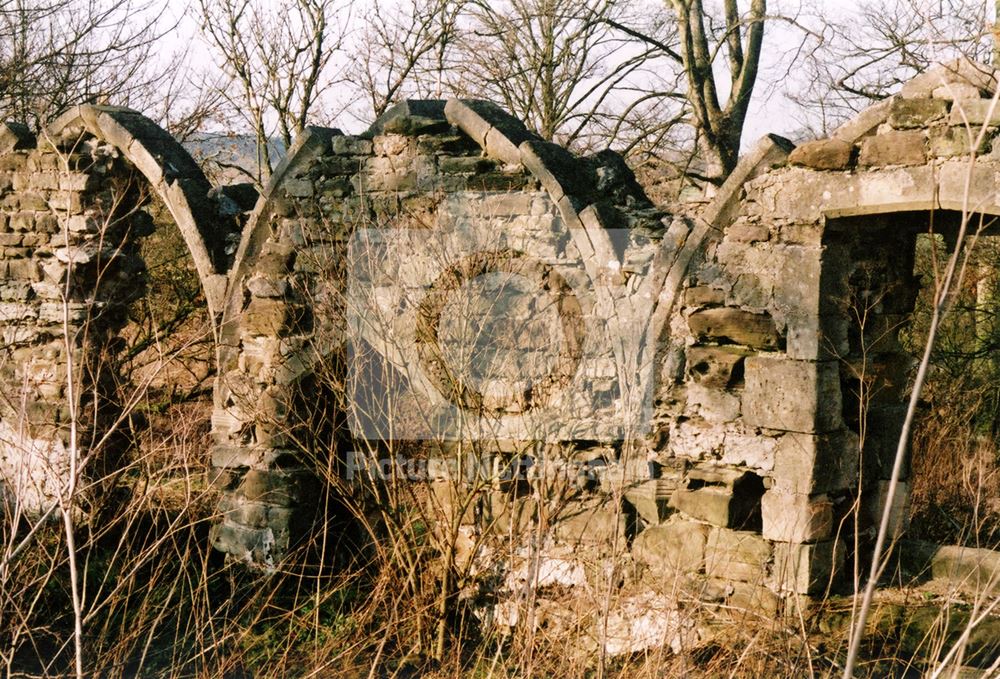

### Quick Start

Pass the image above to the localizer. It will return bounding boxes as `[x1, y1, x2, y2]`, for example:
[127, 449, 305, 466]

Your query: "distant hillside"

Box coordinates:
[183, 134, 285, 186]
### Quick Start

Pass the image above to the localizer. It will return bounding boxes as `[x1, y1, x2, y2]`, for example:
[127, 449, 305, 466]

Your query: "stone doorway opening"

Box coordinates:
[825, 209, 1000, 567]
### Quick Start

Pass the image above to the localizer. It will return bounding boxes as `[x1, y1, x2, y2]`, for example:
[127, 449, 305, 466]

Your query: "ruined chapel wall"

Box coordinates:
[0, 124, 151, 513]
[208, 101, 610, 563]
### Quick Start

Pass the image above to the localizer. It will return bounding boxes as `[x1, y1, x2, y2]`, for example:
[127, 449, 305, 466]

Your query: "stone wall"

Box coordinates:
[0, 107, 230, 516]
[202, 85, 949, 617]
[209, 99, 674, 564]
[2, 60, 1000, 632]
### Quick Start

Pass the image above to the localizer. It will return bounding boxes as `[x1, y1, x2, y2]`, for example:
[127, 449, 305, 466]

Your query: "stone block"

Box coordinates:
[6, 258, 39, 280]
[743, 356, 843, 433]
[832, 96, 896, 143]
[246, 275, 288, 298]
[255, 241, 296, 277]
[772, 429, 859, 494]
[0, 281, 31, 301]
[34, 214, 58, 233]
[686, 383, 741, 423]
[211, 444, 265, 469]
[46, 191, 82, 212]
[242, 298, 311, 337]
[9, 211, 33, 231]
[761, 490, 833, 543]
[39, 302, 89, 325]
[439, 156, 494, 174]
[770, 538, 845, 595]
[632, 519, 708, 574]
[330, 136, 373, 156]
[931, 83, 984, 101]
[368, 100, 447, 136]
[623, 477, 678, 525]
[685, 285, 726, 308]
[786, 313, 850, 361]
[887, 98, 948, 128]
[0, 302, 36, 321]
[235, 469, 316, 507]
[772, 243, 849, 356]
[553, 497, 626, 545]
[949, 98, 1000, 127]
[787, 138, 854, 170]
[705, 527, 772, 581]
[29, 173, 59, 190]
[58, 173, 94, 192]
[416, 134, 479, 156]
[725, 221, 770, 244]
[726, 581, 781, 616]
[928, 126, 990, 157]
[687, 307, 780, 350]
[66, 214, 97, 233]
[20, 232, 46, 247]
[858, 131, 927, 167]
[900, 58, 996, 100]
[669, 468, 764, 530]
[282, 178, 314, 198]
[686, 346, 750, 389]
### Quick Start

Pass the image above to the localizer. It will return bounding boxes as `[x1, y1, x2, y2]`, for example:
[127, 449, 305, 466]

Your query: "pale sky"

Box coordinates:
[162, 0, 990, 152]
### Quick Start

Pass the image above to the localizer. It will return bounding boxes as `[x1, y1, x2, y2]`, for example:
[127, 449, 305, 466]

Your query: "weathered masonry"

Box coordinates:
[1, 59, 999, 614]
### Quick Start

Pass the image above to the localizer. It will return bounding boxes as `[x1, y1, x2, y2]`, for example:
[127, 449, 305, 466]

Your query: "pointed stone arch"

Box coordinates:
[44, 105, 230, 317]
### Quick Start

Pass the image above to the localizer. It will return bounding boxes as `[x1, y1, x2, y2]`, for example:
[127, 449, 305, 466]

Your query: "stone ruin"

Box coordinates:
[1, 58, 999, 632]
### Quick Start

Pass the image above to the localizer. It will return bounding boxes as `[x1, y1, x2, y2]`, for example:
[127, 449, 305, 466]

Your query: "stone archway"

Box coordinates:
[0, 106, 235, 516]
[44, 105, 231, 317]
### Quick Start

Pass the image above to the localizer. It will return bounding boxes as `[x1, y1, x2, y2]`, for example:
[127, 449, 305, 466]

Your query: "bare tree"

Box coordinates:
[455, 0, 673, 148]
[665, 0, 766, 181]
[197, 0, 346, 184]
[345, 0, 463, 121]
[0, 0, 173, 129]
[448, 0, 772, 183]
